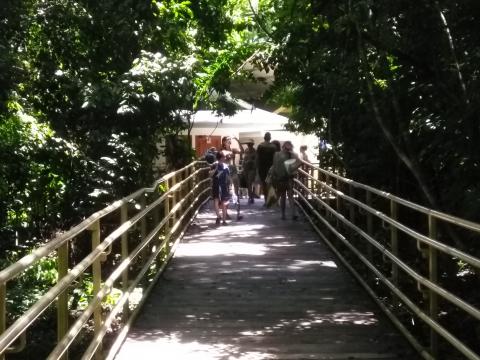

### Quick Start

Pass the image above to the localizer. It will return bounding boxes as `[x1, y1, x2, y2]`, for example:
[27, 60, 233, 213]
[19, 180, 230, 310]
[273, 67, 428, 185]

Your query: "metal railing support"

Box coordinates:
[164, 180, 171, 236]
[0, 283, 5, 360]
[90, 220, 103, 360]
[324, 173, 330, 218]
[140, 194, 148, 261]
[140, 195, 147, 242]
[428, 215, 438, 358]
[390, 200, 399, 285]
[366, 191, 373, 260]
[180, 170, 186, 224]
[57, 242, 69, 360]
[169, 176, 177, 237]
[120, 204, 130, 322]
[349, 184, 356, 242]
[336, 177, 341, 228]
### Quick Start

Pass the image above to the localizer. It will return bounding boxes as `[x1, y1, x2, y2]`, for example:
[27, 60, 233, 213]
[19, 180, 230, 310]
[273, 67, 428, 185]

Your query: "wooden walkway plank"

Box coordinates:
[114, 202, 418, 360]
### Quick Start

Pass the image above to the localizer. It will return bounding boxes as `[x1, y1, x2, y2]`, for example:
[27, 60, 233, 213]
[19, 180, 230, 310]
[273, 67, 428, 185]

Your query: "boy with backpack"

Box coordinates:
[211, 151, 231, 225]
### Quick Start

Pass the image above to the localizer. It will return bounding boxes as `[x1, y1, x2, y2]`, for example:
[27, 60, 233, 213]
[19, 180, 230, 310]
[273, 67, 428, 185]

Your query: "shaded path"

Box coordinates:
[114, 201, 417, 359]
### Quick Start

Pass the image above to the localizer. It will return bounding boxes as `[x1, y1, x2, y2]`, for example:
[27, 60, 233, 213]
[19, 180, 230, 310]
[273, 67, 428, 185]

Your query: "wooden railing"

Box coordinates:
[0, 161, 211, 360]
[295, 161, 480, 360]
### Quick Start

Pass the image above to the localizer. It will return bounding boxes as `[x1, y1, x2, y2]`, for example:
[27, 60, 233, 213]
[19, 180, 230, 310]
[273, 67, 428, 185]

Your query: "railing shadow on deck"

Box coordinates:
[114, 205, 402, 360]
[295, 161, 480, 360]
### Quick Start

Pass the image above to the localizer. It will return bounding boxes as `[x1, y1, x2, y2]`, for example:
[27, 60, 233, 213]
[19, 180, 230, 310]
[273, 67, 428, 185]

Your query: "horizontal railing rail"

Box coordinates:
[295, 160, 480, 360]
[0, 161, 211, 360]
[3, 156, 478, 360]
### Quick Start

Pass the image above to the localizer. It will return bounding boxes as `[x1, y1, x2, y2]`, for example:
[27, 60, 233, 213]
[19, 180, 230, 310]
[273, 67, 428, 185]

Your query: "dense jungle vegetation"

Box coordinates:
[3, 0, 479, 253]
[1, 0, 479, 356]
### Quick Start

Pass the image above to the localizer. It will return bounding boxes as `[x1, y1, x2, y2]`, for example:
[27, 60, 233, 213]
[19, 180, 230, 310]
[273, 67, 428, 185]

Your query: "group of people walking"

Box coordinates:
[205, 132, 310, 225]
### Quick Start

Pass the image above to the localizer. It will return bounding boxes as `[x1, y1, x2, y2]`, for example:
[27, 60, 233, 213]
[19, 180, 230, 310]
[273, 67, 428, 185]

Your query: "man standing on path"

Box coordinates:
[256, 132, 277, 205]
[242, 139, 257, 204]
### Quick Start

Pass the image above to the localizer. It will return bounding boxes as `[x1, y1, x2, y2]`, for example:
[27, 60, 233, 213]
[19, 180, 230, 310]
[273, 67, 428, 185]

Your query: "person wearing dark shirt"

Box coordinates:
[271, 141, 300, 220]
[256, 132, 277, 205]
[212, 152, 231, 225]
[242, 139, 257, 204]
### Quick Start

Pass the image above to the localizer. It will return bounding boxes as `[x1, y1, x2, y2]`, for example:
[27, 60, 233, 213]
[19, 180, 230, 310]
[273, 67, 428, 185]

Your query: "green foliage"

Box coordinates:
[0, 0, 236, 250]
[259, 0, 480, 226]
[0, 112, 88, 247]
[164, 134, 197, 169]
[0, 250, 58, 318]
[157, 182, 168, 194]
[192, 0, 266, 112]
[71, 275, 122, 312]
[2, 0, 478, 266]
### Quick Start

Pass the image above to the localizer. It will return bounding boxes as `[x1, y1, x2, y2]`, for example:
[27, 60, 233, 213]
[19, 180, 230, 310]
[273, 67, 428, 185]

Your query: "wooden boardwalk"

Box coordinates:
[114, 201, 418, 360]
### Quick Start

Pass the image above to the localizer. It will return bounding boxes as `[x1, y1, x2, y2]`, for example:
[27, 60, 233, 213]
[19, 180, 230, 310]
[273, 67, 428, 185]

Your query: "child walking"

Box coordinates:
[212, 152, 231, 225]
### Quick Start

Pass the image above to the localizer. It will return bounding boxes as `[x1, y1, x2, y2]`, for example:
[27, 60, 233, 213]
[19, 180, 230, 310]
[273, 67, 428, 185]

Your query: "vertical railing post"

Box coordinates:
[178, 170, 184, 228]
[366, 191, 373, 260]
[390, 200, 398, 283]
[336, 177, 341, 228]
[171, 175, 177, 229]
[174, 172, 180, 229]
[185, 168, 189, 195]
[192, 164, 198, 198]
[140, 193, 148, 262]
[186, 166, 193, 213]
[349, 184, 356, 242]
[164, 179, 171, 237]
[120, 204, 130, 322]
[57, 241, 69, 360]
[309, 166, 315, 196]
[324, 173, 330, 218]
[390, 200, 399, 307]
[181, 169, 187, 211]
[168, 175, 177, 244]
[428, 215, 438, 358]
[140, 194, 147, 242]
[90, 220, 103, 360]
[0, 282, 6, 360]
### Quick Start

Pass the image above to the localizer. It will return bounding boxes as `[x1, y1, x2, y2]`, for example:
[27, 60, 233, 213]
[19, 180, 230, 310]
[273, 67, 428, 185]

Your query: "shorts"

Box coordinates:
[212, 180, 231, 203]
[274, 177, 294, 194]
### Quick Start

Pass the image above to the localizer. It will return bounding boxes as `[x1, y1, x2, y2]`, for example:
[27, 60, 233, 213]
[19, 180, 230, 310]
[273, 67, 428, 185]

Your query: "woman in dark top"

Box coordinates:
[256, 132, 277, 205]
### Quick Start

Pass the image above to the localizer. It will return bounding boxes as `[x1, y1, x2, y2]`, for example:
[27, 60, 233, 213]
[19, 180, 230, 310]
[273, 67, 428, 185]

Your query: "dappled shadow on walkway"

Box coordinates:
[114, 201, 417, 360]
